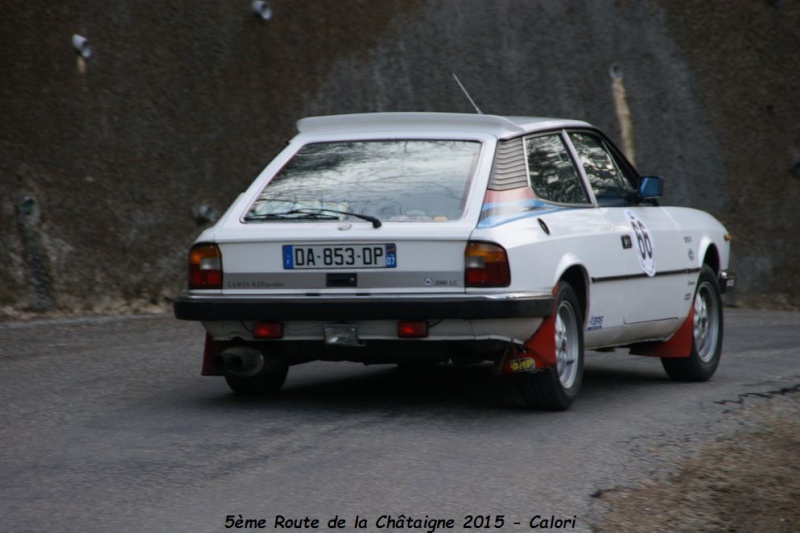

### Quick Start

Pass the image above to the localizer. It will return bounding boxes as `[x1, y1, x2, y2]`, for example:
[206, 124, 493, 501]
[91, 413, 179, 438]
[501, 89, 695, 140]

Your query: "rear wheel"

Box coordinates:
[225, 353, 289, 395]
[661, 265, 723, 381]
[517, 281, 584, 411]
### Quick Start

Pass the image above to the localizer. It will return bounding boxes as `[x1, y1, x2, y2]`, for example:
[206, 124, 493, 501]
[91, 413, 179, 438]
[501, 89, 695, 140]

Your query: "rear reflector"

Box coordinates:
[188, 243, 222, 289]
[398, 320, 429, 338]
[253, 322, 284, 339]
[465, 241, 510, 287]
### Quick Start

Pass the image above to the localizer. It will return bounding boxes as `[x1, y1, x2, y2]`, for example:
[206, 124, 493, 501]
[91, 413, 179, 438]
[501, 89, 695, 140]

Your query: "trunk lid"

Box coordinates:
[216, 221, 475, 295]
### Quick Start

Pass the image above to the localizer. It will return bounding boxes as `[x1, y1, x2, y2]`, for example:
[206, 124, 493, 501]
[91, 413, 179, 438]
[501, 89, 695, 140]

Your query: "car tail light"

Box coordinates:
[398, 320, 429, 338]
[188, 243, 222, 289]
[253, 322, 283, 339]
[465, 241, 510, 287]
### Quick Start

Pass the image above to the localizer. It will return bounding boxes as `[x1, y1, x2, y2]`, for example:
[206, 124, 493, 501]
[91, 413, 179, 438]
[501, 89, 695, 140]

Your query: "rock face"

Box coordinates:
[1, 0, 797, 315]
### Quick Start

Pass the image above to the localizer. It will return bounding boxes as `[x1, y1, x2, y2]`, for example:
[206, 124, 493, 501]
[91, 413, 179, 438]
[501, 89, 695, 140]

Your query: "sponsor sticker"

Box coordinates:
[588, 315, 604, 331]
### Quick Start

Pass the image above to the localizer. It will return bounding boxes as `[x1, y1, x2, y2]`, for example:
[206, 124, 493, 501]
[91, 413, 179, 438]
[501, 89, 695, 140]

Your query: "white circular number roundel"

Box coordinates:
[624, 210, 655, 277]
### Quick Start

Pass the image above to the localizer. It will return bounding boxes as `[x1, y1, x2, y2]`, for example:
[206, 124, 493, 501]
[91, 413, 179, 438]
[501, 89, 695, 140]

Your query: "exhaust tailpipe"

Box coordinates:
[219, 346, 264, 377]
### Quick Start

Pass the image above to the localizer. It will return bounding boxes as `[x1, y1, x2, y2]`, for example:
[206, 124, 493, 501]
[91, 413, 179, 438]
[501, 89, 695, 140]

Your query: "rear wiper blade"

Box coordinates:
[301, 208, 382, 228]
[244, 208, 382, 228]
[244, 210, 339, 221]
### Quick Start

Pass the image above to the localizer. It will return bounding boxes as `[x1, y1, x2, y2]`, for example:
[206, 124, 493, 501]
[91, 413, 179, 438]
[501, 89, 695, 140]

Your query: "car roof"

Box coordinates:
[296, 112, 593, 140]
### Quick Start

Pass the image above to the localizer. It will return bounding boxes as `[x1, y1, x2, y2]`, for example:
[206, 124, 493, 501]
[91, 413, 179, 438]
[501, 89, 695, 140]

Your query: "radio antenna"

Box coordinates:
[451, 73, 483, 114]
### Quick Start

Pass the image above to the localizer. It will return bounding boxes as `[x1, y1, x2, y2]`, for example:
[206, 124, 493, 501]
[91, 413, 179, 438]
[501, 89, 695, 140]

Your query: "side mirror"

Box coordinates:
[638, 175, 663, 199]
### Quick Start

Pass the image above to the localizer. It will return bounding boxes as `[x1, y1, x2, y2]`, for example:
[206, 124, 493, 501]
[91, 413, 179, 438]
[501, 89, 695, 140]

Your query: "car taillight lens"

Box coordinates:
[253, 322, 284, 339]
[465, 241, 510, 287]
[188, 243, 222, 289]
[398, 320, 429, 338]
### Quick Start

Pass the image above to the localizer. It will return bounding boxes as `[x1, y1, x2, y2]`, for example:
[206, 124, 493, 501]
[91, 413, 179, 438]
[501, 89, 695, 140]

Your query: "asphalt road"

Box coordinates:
[1, 309, 798, 532]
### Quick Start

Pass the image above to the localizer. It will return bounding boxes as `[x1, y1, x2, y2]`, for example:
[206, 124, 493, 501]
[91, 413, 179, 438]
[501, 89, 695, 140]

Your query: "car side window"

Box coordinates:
[569, 132, 632, 205]
[524, 134, 590, 205]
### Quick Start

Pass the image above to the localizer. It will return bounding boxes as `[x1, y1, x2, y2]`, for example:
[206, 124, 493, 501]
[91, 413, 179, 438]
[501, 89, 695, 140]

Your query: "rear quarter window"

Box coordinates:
[524, 134, 590, 205]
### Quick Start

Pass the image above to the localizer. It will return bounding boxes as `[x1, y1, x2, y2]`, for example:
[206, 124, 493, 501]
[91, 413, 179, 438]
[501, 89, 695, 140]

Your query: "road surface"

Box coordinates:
[1, 309, 798, 532]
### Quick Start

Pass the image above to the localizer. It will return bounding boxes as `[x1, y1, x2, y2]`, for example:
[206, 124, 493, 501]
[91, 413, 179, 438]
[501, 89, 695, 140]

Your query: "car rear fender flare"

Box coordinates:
[504, 265, 588, 372]
[552, 256, 589, 326]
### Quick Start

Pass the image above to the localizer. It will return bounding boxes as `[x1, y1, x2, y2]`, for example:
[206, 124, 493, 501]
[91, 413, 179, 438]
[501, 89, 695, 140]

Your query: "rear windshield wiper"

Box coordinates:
[304, 208, 382, 228]
[245, 208, 382, 228]
[244, 210, 339, 222]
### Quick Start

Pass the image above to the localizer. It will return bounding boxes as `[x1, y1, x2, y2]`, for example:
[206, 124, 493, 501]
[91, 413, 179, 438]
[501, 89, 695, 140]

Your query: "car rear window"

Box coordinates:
[245, 140, 481, 223]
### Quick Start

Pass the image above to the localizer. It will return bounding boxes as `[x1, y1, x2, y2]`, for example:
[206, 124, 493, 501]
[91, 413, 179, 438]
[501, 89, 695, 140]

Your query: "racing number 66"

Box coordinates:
[632, 220, 653, 261]
[625, 210, 656, 277]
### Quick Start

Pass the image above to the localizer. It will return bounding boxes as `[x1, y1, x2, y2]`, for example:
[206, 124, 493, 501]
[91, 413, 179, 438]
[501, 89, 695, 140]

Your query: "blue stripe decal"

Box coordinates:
[478, 198, 572, 228]
[478, 208, 570, 228]
[481, 199, 552, 211]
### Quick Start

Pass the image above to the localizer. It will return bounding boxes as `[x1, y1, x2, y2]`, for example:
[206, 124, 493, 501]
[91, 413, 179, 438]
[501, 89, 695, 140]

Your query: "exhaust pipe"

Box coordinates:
[218, 346, 264, 377]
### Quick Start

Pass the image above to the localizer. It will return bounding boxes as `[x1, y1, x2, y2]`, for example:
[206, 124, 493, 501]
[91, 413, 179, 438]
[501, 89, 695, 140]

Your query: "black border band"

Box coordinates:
[174, 294, 554, 321]
[591, 268, 701, 284]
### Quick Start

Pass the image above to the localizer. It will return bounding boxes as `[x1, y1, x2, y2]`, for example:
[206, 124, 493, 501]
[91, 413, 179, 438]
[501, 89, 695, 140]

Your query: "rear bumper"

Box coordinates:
[174, 292, 554, 321]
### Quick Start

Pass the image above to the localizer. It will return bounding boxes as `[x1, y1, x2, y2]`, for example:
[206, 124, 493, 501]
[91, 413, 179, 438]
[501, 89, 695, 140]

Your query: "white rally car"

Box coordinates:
[174, 112, 736, 410]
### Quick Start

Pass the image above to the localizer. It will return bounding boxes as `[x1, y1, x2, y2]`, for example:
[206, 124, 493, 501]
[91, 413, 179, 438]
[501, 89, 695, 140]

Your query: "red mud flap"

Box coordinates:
[494, 298, 558, 377]
[201, 333, 227, 375]
[629, 305, 694, 358]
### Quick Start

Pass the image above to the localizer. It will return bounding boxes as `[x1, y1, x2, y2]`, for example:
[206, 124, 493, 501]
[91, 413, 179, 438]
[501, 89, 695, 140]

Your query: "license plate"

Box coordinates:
[282, 244, 397, 269]
[324, 324, 360, 346]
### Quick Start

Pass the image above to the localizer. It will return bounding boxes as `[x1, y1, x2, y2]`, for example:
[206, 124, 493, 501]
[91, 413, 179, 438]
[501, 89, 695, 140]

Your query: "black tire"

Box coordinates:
[517, 281, 584, 411]
[661, 265, 723, 382]
[224, 355, 289, 396]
